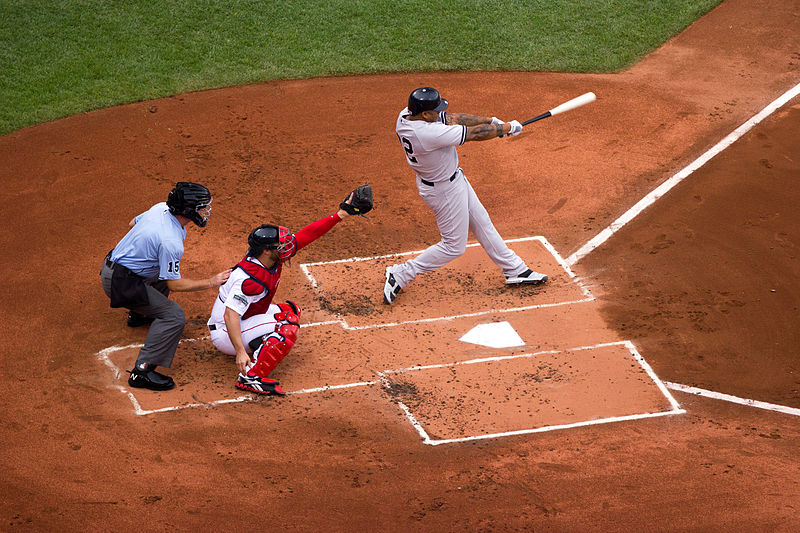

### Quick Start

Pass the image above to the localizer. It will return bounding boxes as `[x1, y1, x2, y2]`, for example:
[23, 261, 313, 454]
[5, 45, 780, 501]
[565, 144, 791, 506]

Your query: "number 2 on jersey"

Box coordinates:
[400, 136, 417, 163]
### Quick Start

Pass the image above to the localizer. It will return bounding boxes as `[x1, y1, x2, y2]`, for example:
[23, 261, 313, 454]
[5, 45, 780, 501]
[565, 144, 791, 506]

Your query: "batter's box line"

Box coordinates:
[300, 235, 593, 299]
[97, 343, 378, 415]
[299, 235, 595, 330]
[376, 340, 686, 446]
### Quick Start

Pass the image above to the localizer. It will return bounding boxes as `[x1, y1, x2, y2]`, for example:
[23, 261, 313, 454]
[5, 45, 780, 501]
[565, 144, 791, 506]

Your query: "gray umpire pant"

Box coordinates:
[100, 261, 186, 368]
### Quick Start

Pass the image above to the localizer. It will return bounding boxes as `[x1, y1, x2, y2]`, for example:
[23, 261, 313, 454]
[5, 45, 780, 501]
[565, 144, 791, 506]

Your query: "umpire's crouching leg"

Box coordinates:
[132, 281, 186, 369]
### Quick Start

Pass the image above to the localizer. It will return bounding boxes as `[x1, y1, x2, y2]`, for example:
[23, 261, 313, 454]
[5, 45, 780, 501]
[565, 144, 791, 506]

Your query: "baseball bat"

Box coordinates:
[521, 92, 596, 126]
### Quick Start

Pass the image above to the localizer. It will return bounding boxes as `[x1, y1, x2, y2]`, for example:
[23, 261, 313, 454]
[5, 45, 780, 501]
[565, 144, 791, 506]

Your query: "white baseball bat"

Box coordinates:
[521, 92, 596, 125]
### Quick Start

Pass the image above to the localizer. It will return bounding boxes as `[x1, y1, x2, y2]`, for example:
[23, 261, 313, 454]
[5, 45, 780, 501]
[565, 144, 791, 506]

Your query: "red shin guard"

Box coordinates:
[248, 334, 289, 379]
[247, 300, 302, 379]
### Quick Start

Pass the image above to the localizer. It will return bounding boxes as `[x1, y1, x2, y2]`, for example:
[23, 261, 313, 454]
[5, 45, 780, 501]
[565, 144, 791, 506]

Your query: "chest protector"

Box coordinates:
[234, 257, 283, 319]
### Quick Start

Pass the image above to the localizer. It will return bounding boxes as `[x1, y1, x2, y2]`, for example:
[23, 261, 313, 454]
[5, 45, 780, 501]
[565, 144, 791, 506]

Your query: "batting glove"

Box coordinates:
[507, 120, 523, 136]
[491, 116, 504, 125]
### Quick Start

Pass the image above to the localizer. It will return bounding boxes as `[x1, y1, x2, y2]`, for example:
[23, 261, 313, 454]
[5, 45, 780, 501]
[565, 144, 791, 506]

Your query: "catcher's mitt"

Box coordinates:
[340, 183, 373, 216]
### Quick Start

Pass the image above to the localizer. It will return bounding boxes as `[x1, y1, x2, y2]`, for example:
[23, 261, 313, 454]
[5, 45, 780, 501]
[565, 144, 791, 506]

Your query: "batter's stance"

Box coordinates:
[385, 87, 547, 304]
[101, 182, 231, 391]
[207, 185, 372, 395]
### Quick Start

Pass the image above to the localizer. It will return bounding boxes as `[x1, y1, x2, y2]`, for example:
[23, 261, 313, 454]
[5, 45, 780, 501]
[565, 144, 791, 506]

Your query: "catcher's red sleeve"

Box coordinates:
[294, 213, 342, 251]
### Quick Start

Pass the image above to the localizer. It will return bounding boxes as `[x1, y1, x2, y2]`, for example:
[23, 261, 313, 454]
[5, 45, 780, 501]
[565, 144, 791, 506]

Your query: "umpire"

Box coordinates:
[100, 182, 231, 391]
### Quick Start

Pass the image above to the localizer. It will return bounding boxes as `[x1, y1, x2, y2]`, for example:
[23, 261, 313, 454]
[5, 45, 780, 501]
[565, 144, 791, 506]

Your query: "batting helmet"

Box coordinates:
[167, 182, 212, 227]
[408, 87, 448, 115]
[247, 224, 297, 262]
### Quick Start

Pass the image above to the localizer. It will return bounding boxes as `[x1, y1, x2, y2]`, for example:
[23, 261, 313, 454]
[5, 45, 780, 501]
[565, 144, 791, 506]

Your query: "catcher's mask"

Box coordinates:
[167, 181, 212, 227]
[247, 224, 296, 263]
[408, 87, 448, 115]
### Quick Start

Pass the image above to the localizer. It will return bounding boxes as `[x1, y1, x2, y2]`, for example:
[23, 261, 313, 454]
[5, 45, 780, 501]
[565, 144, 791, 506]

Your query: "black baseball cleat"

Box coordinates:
[127, 311, 155, 328]
[236, 374, 286, 396]
[383, 267, 402, 305]
[127, 363, 175, 391]
[505, 269, 548, 286]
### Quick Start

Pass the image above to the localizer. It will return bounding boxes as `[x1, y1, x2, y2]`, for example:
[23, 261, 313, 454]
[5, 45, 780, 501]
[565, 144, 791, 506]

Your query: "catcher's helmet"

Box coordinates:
[167, 182, 212, 227]
[408, 87, 448, 115]
[247, 224, 297, 262]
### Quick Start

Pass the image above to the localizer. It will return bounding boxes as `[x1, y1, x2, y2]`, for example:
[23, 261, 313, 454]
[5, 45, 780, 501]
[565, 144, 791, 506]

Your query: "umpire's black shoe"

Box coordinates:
[127, 311, 155, 328]
[128, 364, 175, 391]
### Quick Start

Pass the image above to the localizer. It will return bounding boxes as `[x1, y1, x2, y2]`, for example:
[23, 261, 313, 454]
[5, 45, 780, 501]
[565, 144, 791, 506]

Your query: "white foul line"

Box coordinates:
[566, 81, 800, 267]
[665, 382, 800, 418]
[379, 340, 685, 445]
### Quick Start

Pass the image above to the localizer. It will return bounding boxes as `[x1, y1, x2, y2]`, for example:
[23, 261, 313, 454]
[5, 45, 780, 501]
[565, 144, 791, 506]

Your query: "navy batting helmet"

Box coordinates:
[167, 182, 212, 227]
[408, 87, 448, 115]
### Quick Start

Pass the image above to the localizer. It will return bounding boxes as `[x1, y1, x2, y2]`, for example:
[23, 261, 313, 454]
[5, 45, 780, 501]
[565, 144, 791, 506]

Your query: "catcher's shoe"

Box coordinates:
[127, 364, 174, 391]
[505, 269, 548, 286]
[236, 374, 286, 396]
[383, 267, 402, 305]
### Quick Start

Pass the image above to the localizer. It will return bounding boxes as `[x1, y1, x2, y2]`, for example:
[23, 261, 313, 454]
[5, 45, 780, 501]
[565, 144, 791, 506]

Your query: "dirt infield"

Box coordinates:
[1, 0, 799, 530]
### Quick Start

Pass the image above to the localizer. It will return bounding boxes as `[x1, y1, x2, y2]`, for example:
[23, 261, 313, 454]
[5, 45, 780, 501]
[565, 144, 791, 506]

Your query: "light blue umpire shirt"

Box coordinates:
[110, 202, 186, 281]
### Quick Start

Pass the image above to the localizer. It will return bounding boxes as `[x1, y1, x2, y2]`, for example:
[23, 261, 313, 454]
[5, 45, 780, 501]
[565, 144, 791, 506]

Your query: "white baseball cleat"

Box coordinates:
[505, 269, 548, 285]
[383, 266, 402, 304]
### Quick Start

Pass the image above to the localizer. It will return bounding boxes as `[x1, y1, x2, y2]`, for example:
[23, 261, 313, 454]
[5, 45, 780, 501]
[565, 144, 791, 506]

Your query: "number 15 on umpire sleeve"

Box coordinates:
[399, 136, 417, 163]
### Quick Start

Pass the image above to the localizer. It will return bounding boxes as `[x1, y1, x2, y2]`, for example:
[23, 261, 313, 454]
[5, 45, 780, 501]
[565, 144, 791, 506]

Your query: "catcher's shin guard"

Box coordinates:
[247, 301, 302, 379]
[248, 333, 292, 378]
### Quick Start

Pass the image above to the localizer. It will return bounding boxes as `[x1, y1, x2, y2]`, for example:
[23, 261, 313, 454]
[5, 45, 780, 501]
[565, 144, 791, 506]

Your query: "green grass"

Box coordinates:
[0, 0, 720, 135]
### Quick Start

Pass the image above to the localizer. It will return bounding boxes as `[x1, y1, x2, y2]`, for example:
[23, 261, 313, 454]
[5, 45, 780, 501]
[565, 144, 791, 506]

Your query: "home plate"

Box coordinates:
[459, 321, 525, 348]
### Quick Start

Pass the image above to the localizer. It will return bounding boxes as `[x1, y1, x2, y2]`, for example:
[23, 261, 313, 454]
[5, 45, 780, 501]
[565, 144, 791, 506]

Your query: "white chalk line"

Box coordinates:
[378, 340, 685, 445]
[301, 235, 594, 300]
[417, 411, 683, 446]
[665, 382, 800, 418]
[98, 233, 595, 414]
[566, 81, 800, 267]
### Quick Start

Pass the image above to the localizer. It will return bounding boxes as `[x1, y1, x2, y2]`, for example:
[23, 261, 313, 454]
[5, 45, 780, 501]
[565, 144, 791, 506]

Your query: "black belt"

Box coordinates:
[104, 253, 115, 269]
[209, 324, 217, 331]
[420, 170, 458, 187]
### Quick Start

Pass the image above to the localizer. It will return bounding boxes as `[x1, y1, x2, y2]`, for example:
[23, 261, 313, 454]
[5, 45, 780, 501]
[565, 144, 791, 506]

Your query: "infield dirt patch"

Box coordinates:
[1, 0, 799, 529]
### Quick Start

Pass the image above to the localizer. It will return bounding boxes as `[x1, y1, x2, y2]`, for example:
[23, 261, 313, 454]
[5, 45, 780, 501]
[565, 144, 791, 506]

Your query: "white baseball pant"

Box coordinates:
[209, 304, 283, 355]
[390, 169, 526, 287]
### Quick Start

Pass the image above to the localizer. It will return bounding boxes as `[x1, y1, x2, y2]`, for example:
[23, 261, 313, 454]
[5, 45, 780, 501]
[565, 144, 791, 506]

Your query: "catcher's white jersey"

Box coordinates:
[207, 259, 281, 356]
[395, 109, 466, 182]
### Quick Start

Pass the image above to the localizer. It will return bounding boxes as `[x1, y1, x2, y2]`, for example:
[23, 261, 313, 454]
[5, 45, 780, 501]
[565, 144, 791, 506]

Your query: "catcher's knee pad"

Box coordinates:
[248, 332, 293, 379]
[274, 300, 301, 323]
[276, 321, 299, 346]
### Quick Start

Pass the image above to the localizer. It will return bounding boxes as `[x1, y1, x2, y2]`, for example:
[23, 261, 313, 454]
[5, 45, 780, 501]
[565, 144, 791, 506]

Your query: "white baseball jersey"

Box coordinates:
[395, 109, 466, 182]
[208, 258, 269, 325]
[207, 259, 282, 356]
[389, 107, 527, 289]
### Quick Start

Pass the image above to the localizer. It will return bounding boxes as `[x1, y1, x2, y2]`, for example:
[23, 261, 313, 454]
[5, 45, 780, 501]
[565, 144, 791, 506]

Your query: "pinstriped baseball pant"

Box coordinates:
[390, 169, 526, 288]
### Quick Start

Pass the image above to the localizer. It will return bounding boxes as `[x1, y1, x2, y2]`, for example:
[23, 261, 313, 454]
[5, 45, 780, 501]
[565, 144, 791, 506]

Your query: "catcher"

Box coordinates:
[207, 184, 373, 395]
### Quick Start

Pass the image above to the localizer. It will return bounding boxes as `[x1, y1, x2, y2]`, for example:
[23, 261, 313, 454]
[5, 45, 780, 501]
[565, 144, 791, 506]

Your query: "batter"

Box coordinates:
[385, 87, 547, 304]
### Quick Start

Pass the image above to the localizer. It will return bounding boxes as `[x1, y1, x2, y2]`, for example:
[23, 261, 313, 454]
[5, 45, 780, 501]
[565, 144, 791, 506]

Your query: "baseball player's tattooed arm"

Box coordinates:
[442, 112, 510, 141]
[465, 123, 510, 141]
[445, 113, 493, 126]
